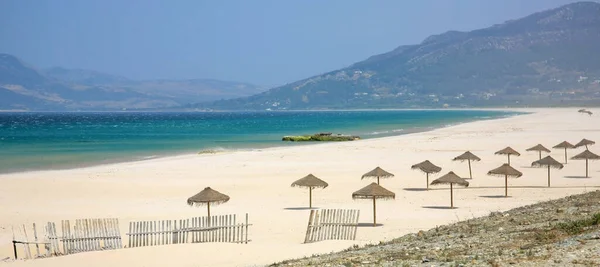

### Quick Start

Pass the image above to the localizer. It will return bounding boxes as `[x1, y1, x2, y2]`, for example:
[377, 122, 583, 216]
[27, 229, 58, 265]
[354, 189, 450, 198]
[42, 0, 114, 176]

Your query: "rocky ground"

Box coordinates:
[270, 190, 600, 267]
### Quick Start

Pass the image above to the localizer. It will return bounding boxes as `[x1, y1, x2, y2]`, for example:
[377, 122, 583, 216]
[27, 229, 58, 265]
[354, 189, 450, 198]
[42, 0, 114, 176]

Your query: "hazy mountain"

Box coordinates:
[0, 54, 265, 110]
[43, 67, 132, 86]
[204, 1, 600, 110]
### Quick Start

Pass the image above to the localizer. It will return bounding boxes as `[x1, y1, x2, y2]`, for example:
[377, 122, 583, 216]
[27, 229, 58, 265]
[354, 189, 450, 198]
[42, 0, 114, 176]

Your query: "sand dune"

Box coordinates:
[0, 108, 598, 267]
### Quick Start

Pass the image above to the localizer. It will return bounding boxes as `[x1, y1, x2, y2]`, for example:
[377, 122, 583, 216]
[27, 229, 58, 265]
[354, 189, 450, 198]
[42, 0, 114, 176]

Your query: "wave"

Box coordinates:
[368, 129, 405, 135]
[197, 147, 229, 154]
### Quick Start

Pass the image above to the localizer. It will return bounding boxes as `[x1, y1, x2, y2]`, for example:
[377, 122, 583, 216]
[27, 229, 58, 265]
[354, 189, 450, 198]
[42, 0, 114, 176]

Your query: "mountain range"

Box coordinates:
[202, 1, 600, 110]
[4, 2, 600, 111]
[0, 54, 265, 111]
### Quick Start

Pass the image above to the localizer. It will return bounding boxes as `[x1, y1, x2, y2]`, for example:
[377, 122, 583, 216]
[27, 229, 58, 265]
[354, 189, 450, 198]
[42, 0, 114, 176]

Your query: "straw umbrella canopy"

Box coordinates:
[452, 151, 481, 179]
[487, 164, 523, 197]
[352, 182, 395, 226]
[430, 171, 469, 208]
[361, 166, 394, 185]
[526, 144, 551, 160]
[553, 141, 576, 164]
[494, 147, 520, 165]
[291, 174, 329, 208]
[574, 139, 595, 150]
[532, 156, 564, 187]
[187, 187, 230, 218]
[411, 160, 442, 190]
[571, 150, 600, 178]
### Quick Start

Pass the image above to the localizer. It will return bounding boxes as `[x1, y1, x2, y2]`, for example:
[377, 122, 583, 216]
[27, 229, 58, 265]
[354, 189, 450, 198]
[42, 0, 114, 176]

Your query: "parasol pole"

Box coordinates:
[309, 186, 313, 208]
[207, 201, 211, 218]
[372, 196, 377, 227]
[547, 166, 551, 187]
[505, 174, 508, 197]
[468, 159, 472, 179]
[450, 183, 454, 208]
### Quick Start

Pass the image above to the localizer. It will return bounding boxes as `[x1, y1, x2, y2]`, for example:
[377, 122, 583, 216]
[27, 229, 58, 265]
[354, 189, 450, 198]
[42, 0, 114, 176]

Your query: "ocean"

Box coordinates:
[0, 110, 519, 173]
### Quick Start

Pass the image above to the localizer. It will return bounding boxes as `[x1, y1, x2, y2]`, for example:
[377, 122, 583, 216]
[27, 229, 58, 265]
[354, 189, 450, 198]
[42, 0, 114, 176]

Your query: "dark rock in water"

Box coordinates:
[282, 133, 360, 142]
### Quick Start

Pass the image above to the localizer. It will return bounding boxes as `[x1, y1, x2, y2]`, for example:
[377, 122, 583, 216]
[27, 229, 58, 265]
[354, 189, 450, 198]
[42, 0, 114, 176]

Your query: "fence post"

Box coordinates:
[245, 213, 248, 244]
[12, 241, 17, 260]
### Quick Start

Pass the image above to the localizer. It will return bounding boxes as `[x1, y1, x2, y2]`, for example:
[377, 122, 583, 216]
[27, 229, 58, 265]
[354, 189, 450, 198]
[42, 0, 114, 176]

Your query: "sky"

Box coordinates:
[0, 0, 587, 86]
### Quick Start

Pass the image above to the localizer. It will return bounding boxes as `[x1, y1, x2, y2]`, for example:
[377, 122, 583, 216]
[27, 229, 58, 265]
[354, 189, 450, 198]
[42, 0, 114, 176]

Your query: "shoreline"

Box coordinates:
[1, 108, 597, 267]
[0, 109, 522, 175]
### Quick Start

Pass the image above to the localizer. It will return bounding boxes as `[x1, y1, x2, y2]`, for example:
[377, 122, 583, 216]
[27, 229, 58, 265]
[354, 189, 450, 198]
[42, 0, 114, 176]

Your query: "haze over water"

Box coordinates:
[0, 110, 518, 173]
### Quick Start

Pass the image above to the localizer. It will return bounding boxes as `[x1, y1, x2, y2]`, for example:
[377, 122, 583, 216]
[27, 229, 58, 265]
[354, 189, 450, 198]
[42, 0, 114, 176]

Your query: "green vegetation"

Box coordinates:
[557, 212, 600, 234]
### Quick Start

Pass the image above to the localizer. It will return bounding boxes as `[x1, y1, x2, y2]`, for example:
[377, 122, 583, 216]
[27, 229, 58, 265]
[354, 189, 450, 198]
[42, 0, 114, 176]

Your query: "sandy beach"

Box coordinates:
[0, 108, 598, 267]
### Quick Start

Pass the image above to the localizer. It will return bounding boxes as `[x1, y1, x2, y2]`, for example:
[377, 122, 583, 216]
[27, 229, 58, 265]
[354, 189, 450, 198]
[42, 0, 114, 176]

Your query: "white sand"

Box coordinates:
[0, 108, 598, 267]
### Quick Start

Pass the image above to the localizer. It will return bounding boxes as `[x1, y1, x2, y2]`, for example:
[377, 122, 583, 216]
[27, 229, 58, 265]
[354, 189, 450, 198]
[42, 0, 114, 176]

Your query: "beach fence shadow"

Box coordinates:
[284, 207, 319, 210]
[563, 176, 591, 179]
[421, 206, 457, 210]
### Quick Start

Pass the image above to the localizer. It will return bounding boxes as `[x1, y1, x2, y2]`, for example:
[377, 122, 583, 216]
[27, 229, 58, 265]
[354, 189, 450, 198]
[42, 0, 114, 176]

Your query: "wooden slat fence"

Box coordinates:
[304, 209, 360, 243]
[61, 218, 123, 255]
[11, 219, 120, 259]
[127, 214, 250, 248]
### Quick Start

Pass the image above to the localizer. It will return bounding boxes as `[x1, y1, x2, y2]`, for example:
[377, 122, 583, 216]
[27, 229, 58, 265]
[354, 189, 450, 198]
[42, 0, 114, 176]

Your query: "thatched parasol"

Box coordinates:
[291, 174, 329, 208]
[570, 150, 600, 178]
[494, 147, 520, 165]
[553, 141, 576, 164]
[532, 156, 564, 187]
[352, 182, 395, 226]
[411, 160, 442, 190]
[487, 164, 523, 197]
[574, 139, 595, 150]
[187, 187, 230, 217]
[430, 171, 469, 208]
[361, 166, 394, 185]
[526, 144, 551, 160]
[452, 151, 481, 179]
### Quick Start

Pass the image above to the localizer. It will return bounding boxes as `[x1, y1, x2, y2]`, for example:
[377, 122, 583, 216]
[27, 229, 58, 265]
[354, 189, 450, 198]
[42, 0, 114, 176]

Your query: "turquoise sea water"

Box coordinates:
[0, 110, 519, 173]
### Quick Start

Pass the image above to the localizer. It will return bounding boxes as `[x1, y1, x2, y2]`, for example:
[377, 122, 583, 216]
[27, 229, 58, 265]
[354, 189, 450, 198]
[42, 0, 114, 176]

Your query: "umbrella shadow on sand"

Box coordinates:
[284, 207, 319, 210]
[519, 165, 538, 169]
[403, 188, 443, 192]
[422, 206, 458, 210]
[563, 175, 591, 179]
[480, 195, 512, 198]
[357, 223, 384, 227]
